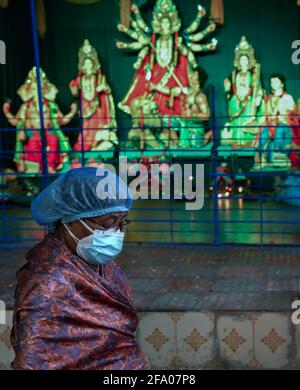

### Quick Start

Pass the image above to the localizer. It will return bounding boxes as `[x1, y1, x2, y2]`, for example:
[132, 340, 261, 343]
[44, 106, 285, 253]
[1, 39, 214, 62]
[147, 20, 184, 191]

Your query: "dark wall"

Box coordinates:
[0, 0, 299, 166]
[0, 0, 34, 168]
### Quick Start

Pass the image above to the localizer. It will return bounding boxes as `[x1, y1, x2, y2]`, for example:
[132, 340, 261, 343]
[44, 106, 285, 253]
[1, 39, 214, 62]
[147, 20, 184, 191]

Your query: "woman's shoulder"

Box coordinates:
[18, 235, 71, 286]
[15, 236, 77, 306]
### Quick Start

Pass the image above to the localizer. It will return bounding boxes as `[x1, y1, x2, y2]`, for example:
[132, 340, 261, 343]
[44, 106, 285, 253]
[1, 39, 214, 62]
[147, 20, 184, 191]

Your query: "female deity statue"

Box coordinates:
[70, 39, 118, 163]
[253, 74, 296, 170]
[3, 67, 77, 174]
[116, 0, 217, 149]
[222, 36, 264, 148]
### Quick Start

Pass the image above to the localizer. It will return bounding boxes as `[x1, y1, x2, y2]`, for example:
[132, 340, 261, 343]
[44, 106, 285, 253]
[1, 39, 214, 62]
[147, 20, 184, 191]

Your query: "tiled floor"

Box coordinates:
[1, 244, 300, 369]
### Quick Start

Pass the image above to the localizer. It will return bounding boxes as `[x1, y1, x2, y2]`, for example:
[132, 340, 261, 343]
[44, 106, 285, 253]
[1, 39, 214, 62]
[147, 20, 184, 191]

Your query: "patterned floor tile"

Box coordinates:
[0, 311, 14, 370]
[176, 312, 216, 368]
[137, 312, 176, 369]
[254, 313, 291, 369]
[217, 315, 253, 367]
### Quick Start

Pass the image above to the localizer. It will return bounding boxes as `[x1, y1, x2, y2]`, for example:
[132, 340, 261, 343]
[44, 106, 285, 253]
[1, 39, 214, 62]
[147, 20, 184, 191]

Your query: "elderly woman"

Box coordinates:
[11, 168, 150, 370]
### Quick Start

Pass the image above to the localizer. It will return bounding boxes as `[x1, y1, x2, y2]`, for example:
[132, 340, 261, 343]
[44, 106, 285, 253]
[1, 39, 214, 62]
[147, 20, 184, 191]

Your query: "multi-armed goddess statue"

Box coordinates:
[116, 0, 218, 151]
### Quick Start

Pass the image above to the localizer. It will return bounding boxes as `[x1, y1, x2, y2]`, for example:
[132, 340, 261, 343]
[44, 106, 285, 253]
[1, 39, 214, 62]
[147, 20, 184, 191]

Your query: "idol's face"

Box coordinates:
[83, 58, 94, 75]
[239, 55, 249, 69]
[270, 77, 283, 92]
[161, 17, 172, 36]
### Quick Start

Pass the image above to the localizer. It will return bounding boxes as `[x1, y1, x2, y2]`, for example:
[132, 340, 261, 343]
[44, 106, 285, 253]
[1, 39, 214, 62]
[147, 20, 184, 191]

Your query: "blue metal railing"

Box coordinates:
[0, 0, 300, 246]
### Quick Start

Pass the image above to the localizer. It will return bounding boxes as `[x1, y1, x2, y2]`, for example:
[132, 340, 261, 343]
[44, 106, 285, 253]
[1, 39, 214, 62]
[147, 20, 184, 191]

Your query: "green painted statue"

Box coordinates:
[221, 36, 264, 148]
[3, 67, 76, 174]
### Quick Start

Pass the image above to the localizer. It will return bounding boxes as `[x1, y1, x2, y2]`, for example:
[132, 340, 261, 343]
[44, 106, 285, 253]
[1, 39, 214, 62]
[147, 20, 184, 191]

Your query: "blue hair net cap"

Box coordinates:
[31, 168, 132, 225]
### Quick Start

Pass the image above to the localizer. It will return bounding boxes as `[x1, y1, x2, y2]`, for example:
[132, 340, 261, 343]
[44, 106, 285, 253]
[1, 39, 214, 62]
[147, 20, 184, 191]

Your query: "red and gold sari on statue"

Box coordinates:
[70, 72, 114, 152]
[119, 54, 190, 117]
[11, 235, 150, 370]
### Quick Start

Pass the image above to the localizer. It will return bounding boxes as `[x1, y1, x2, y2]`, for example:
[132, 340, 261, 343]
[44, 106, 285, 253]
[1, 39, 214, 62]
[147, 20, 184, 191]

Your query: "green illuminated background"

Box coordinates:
[0, 0, 299, 165]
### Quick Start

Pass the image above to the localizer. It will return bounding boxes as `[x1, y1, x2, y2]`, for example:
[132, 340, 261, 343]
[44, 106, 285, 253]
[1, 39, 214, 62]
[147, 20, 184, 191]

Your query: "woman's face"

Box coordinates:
[161, 17, 172, 36]
[270, 77, 284, 92]
[239, 55, 249, 69]
[83, 58, 94, 75]
[86, 213, 129, 232]
[60, 212, 129, 254]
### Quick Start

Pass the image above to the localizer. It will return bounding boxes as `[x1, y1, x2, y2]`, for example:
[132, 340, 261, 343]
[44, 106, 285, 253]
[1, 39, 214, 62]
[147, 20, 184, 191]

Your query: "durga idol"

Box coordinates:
[116, 0, 217, 148]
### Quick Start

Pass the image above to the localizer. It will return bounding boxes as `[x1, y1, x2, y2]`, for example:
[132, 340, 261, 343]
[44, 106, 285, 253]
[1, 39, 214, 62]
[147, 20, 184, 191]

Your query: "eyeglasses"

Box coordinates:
[86, 218, 131, 233]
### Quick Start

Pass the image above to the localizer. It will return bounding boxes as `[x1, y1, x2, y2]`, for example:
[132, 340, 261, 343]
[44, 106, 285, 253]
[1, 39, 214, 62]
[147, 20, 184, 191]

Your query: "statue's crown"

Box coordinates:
[78, 39, 100, 72]
[154, 0, 176, 13]
[17, 67, 53, 101]
[26, 67, 46, 84]
[152, 0, 181, 33]
[234, 36, 256, 69]
[235, 36, 251, 52]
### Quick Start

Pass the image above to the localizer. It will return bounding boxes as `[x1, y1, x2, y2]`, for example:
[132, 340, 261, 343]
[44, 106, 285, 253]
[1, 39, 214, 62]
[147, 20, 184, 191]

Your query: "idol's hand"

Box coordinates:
[172, 87, 182, 96]
[139, 35, 150, 46]
[208, 42, 217, 51]
[131, 4, 138, 14]
[198, 5, 206, 17]
[18, 129, 27, 143]
[116, 41, 126, 49]
[70, 103, 77, 114]
[224, 79, 231, 92]
[208, 23, 217, 33]
[117, 24, 126, 33]
[96, 84, 104, 93]
[3, 102, 10, 114]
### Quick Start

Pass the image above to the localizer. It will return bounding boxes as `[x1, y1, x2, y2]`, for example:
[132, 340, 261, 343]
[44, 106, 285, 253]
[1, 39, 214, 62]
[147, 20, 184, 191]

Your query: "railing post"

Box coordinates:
[211, 86, 219, 245]
[79, 95, 85, 167]
[29, 0, 49, 188]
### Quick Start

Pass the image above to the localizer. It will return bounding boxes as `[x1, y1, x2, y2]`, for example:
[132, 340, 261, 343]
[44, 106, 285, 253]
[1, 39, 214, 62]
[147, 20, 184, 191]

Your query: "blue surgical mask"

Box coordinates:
[64, 220, 124, 265]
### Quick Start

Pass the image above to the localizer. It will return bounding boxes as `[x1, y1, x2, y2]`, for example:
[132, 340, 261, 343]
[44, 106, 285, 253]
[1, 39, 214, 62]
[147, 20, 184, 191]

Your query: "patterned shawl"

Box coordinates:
[11, 234, 150, 370]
